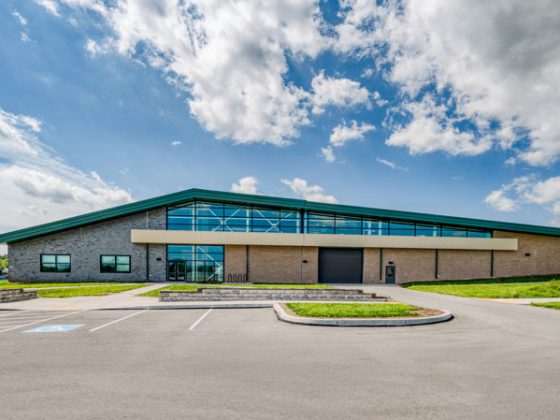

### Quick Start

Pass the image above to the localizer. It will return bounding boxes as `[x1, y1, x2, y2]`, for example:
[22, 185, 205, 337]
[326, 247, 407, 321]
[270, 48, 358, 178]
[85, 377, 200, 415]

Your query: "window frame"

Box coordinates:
[40, 254, 71, 273]
[99, 255, 132, 274]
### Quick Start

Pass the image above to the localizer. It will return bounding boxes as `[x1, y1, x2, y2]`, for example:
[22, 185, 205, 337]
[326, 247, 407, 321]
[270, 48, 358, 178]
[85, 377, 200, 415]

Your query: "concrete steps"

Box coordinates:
[160, 287, 386, 302]
[0, 288, 38, 303]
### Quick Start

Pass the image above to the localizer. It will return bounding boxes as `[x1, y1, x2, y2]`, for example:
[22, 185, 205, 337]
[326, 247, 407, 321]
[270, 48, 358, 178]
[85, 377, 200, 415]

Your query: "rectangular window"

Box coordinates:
[100, 255, 131, 273]
[167, 245, 224, 282]
[40, 254, 71, 273]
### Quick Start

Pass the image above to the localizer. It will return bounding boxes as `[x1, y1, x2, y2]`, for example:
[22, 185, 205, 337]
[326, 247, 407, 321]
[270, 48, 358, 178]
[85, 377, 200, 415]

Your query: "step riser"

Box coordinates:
[160, 288, 385, 302]
[0, 289, 38, 303]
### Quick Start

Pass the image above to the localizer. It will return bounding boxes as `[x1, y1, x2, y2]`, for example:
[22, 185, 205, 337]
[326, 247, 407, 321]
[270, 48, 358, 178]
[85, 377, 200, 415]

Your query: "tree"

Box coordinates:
[0, 255, 8, 272]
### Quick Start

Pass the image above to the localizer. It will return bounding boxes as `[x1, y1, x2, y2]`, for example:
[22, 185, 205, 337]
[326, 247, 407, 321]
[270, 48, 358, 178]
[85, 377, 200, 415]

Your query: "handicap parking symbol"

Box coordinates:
[23, 324, 84, 333]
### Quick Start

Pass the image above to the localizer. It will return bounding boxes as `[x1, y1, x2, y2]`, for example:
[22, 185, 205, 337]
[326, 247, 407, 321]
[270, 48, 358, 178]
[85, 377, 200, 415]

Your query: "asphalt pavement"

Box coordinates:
[1, 286, 559, 419]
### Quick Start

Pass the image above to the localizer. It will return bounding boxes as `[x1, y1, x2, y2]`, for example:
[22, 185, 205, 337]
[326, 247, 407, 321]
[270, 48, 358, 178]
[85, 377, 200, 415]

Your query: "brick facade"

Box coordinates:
[6, 206, 560, 284]
[248, 246, 318, 283]
[8, 209, 167, 282]
[493, 231, 560, 277]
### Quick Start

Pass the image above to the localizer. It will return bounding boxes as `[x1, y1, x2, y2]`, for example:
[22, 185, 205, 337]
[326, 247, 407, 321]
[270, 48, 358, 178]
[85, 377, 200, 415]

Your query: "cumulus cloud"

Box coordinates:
[386, 96, 492, 156]
[281, 178, 337, 204]
[485, 176, 560, 223]
[231, 176, 259, 195]
[336, 0, 560, 166]
[310, 71, 370, 115]
[43, 0, 332, 146]
[321, 146, 336, 163]
[329, 120, 375, 147]
[171, 140, 182, 146]
[0, 107, 132, 233]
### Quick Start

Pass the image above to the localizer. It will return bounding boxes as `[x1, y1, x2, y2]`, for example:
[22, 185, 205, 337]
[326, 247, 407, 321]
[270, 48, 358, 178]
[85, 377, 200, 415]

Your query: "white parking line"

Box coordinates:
[189, 309, 213, 331]
[0, 311, 82, 333]
[89, 310, 147, 332]
[0, 310, 30, 318]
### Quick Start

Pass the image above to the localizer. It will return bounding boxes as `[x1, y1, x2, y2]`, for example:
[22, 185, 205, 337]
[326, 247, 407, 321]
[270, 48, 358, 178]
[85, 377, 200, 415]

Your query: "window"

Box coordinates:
[166, 201, 492, 238]
[100, 255, 131, 273]
[41, 254, 71, 273]
[167, 245, 224, 282]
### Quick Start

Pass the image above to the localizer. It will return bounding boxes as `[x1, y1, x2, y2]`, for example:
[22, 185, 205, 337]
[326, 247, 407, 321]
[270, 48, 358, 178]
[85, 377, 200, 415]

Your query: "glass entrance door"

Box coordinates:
[168, 261, 187, 281]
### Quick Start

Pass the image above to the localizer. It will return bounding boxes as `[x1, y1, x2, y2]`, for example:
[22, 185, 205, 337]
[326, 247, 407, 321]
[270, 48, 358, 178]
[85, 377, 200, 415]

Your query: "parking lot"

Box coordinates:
[1, 288, 560, 420]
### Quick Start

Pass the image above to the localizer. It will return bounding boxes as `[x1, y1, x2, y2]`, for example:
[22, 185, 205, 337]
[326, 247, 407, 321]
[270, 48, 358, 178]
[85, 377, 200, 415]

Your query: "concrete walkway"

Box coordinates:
[2, 283, 560, 311]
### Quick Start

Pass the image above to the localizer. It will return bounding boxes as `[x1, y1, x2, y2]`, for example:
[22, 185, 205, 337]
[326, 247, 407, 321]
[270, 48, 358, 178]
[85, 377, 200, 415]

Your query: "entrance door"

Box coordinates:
[385, 265, 396, 284]
[318, 248, 363, 284]
[168, 261, 187, 281]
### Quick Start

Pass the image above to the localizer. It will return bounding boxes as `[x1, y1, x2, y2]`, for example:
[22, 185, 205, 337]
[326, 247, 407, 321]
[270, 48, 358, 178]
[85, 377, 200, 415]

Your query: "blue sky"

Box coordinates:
[1, 0, 560, 247]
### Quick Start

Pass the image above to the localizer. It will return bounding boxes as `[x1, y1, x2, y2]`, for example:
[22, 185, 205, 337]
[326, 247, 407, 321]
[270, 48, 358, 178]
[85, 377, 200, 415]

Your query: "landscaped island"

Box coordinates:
[284, 302, 437, 318]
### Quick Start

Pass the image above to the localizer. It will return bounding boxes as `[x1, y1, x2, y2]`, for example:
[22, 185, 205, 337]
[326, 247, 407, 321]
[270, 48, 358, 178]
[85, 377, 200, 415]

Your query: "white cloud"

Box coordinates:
[361, 68, 373, 78]
[329, 120, 375, 147]
[231, 176, 259, 195]
[386, 96, 492, 156]
[20, 32, 31, 43]
[12, 11, 28, 26]
[336, 0, 560, 166]
[376, 157, 407, 172]
[321, 146, 336, 163]
[484, 190, 518, 213]
[310, 71, 370, 115]
[35, 0, 60, 16]
[0, 107, 132, 233]
[485, 176, 560, 223]
[47, 0, 330, 146]
[281, 178, 337, 204]
[171, 140, 182, 146]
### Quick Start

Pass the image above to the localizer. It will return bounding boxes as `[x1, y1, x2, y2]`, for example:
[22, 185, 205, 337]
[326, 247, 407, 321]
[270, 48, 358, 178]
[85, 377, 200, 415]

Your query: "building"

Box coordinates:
[1, 188, 559, 284]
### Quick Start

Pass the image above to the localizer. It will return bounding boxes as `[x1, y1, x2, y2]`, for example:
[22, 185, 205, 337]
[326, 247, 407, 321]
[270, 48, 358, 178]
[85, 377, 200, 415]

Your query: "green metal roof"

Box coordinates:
[1, 188, 560, 243]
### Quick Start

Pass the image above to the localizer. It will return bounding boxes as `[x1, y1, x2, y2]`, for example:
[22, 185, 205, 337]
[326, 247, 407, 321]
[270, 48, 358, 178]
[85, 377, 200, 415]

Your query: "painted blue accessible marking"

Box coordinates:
[23, 324, 84, 333]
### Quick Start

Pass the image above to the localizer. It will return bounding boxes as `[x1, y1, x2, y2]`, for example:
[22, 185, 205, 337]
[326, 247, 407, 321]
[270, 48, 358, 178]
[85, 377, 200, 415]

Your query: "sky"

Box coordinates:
[1, 0, 560, 254]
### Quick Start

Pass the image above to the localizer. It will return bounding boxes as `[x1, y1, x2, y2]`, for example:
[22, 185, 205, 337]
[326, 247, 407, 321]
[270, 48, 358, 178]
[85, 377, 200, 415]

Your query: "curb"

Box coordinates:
[273, 303, 453, 327]
[98, 303, 274, 311]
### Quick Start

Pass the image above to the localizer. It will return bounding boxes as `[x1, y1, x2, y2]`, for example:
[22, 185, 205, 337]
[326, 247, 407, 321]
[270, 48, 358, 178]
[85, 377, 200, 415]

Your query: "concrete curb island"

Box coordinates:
[273, 303, 453, 327]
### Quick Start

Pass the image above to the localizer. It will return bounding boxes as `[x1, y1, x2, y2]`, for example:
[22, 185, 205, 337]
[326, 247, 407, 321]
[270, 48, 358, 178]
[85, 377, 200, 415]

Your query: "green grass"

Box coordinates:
[531, 302, 560, 310]
[285, 303, 423, 318]
[404, 280, 560, 298]
[36, 284, 145, 298]
[403, 275, 558, 287]
[0, 280, 143, 289]
[140, 283, 331, 297]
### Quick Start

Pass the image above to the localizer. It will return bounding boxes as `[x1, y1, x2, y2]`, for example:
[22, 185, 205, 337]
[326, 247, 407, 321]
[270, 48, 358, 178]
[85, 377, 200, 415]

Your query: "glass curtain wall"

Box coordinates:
[167, 201, 492, 238]
[167, 245, 224, 282]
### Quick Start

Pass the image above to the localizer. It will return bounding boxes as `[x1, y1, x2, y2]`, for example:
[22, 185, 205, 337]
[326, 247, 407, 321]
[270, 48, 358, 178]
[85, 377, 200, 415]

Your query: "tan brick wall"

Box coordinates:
[248, 246, 318, 283]
[363, 248, 382, 284]
[224, 245, 247, 282]
[382, 249, 436, 283]
[301, 247, 319, 284]
[437, 250, 491, 280]
[493, 231, 560, 277]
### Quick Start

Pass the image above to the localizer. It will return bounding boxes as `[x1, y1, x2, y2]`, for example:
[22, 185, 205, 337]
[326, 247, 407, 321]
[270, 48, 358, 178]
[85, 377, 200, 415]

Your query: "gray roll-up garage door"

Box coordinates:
[318, 248, 363, 284]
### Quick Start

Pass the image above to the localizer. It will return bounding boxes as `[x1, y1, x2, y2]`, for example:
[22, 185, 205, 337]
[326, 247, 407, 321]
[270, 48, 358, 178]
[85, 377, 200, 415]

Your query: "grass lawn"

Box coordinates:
[141, 283, 331, 298]
[36, 284, 146, 298]
[285, 302, 423, 318]
[531, 302, 560, 310]
[404, 279, 560, 298]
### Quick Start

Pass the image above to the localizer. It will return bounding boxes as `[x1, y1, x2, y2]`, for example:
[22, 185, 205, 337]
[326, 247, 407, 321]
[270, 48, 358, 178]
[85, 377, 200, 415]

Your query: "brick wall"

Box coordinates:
[493, 231, 560, 277]
[381, 249, 436, 283]
[8, 209, 167, 282]
[224, 245, 247, 282]
[437, 250, 491, 280]
[248, 246, 318, 283]
[363, 248, 381, 284]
